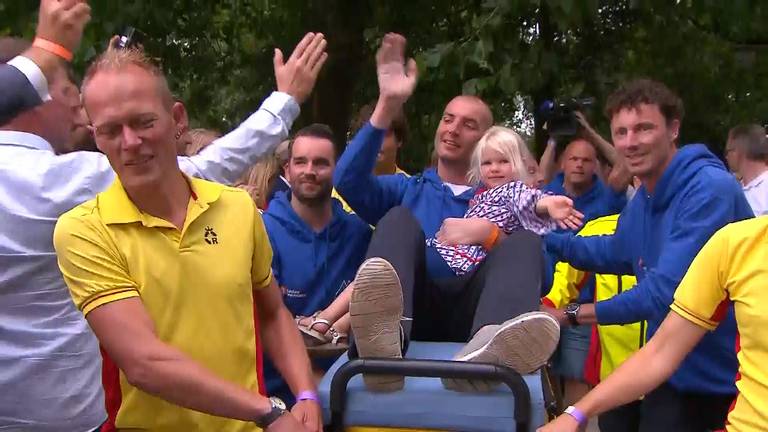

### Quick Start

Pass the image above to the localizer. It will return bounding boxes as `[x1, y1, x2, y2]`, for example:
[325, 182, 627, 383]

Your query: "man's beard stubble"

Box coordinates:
[293, 181, 333, 208]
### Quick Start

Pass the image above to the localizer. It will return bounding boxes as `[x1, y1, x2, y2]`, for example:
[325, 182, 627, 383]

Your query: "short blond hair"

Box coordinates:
[184, 128, 220, 156]
[81, 47, 174, 108]
[467, 126, 530, 186]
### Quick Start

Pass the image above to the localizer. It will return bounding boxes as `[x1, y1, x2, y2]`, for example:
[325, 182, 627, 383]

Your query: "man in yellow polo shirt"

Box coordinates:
[542, 214, 645, 431]
[540, 216, 768, 432]
[53, 40, 327, 432]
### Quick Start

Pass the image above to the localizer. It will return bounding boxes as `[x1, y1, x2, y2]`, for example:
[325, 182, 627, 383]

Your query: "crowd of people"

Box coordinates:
[2, 1, 768, 432]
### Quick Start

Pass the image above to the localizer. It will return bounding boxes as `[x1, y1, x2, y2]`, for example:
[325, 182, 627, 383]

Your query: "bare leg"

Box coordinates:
[297, 282, 354, 333]
[332, 312, 350, 334]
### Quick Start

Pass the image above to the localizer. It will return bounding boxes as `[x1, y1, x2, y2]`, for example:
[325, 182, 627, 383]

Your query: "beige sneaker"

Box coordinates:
[442, 311, 560, 392]
[349, 257, 405, 392]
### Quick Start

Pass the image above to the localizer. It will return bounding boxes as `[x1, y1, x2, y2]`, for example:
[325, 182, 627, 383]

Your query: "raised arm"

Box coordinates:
[539, 137, 558, 185]
[334, 33, 416, 223]
[179, 33, 328, 185]
[1, 0, 90, 124]
[33, 32, 327, 218]
[575, 111, 631, 192]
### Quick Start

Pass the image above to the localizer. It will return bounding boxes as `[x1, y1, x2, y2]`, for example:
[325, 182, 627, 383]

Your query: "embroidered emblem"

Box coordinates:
[204, 226, 218, 245]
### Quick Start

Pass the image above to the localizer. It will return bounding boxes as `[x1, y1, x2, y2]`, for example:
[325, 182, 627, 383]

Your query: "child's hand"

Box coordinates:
[541, 196, 584, 230]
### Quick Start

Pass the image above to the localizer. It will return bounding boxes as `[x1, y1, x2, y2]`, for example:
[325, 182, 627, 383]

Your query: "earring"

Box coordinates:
[175, 130, 183, 140]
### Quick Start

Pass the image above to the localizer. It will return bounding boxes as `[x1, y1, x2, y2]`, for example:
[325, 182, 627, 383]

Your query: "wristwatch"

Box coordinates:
[254, 396, 288, 429]
[564, 303, 581, 326]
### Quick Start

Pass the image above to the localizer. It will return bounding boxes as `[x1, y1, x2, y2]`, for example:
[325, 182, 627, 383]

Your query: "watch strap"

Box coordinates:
[254, 398, 287, 428]
[565, 303, 580, 326]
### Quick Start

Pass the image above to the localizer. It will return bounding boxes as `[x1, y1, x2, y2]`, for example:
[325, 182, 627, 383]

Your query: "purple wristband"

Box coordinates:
[296, 390, 319, 403]
[564, 405, 587, 425]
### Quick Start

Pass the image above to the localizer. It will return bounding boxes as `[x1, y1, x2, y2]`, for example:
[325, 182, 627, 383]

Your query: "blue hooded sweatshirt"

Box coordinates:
[261, 191, 372, 402]
[263, 192, 371, 315]
[334, 123, 476, 280]
[546, 144, 753, 395]
[544, 173, 627, 230]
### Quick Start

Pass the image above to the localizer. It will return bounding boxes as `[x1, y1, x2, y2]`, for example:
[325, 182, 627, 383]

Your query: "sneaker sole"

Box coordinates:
[349, 257, 404, 392]
[443, 312, 560, 392]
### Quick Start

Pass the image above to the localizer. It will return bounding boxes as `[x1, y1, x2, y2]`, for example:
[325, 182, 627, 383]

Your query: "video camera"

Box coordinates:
[539, 97, 595, 138]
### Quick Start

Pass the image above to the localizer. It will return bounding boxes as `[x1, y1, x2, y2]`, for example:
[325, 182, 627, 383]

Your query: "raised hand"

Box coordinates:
[376, 33, 418, 104]
[540, 196, 584, 230]
[369, 33, 417, 130]
[36, 0, 91, 53]
[274, 33, 328, 104]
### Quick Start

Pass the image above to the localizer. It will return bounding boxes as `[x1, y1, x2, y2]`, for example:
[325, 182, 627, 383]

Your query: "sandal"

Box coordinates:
[297, 312, 333, 346]
[326, 327, 348, 347]
[307, 327, 349, 358]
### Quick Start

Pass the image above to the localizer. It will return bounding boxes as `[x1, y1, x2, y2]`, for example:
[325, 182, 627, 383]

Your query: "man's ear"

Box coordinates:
[171, 102, 189, 136]
[668, 119, 681, 142]
[283, 162, 291, 181]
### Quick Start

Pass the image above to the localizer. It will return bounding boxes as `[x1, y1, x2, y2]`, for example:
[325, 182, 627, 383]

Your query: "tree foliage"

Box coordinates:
[2, 0, 765, 171]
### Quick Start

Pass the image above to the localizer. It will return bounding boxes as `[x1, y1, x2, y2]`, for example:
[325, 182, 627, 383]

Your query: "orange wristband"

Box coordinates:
[482, 225, 501, 251]
[32, 37, 73, 62]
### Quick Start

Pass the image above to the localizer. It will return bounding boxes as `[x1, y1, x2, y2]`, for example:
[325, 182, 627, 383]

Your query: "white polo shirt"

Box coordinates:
[743, 170, 768, 216]
[0, 56, 299, 431]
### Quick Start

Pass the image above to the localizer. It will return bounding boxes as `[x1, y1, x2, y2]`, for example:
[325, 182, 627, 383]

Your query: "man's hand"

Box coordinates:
[574, 111, 596, 137]
[291, 400, 322, 432]
[537, 196, 584, 230]
[376, 33, 418, 105]
[436, 217, 495, 246]
[540, 305, 569, 326]
[273, 33, 328, 104]
[536, 414, 582, 432]
[266, 410, 311, 432]
[36, 0, 91, 52]
[369, 33, 418, 130]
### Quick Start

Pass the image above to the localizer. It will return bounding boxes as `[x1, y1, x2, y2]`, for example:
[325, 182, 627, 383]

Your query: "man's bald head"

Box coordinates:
[448, 95, 493, 129]
[561, 138, 597, 192]
[434, 95, 494, 166]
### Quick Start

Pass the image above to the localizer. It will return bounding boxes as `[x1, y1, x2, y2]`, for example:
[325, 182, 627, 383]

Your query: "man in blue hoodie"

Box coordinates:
[334, 33, 559, 392]
[263, 123, 372, 403]
[543, 79, 754, 432]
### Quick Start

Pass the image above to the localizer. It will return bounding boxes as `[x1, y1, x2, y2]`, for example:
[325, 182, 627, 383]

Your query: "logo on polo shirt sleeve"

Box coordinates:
[204, 226, 218, 245]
